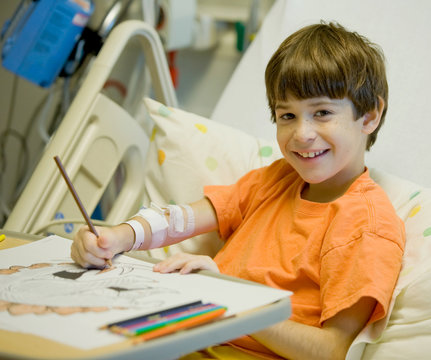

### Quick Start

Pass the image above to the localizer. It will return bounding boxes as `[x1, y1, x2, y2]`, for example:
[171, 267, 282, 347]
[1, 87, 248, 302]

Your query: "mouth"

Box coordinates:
[294, 149, 329, 159]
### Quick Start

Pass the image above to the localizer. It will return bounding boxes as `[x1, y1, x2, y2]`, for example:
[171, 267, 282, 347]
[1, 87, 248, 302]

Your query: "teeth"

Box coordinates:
[297, 150, 325, 158]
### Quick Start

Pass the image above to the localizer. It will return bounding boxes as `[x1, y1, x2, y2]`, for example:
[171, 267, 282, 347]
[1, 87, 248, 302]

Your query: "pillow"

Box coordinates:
[347, 169, 431, 359]
[138, 99, 431, 358]
[138, 98, 282, 260]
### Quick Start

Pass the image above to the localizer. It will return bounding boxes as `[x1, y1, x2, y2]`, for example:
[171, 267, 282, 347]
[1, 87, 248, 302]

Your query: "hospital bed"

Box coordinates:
[211, 1, 431, 358]
[5, 0, 431, 358]
[139, 1, 431, 357]
[4, 20, 177, 237]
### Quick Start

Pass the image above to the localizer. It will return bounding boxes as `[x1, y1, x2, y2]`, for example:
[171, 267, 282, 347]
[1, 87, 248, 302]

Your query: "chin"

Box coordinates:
[294, 170, 329, 185]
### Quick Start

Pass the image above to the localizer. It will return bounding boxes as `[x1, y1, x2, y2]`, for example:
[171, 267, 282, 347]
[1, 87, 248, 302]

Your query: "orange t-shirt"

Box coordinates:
[204, 159, 405, 358]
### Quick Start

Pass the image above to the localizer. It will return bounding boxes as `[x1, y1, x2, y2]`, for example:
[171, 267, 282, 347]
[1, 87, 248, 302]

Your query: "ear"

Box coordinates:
[361, 97, 385, 135]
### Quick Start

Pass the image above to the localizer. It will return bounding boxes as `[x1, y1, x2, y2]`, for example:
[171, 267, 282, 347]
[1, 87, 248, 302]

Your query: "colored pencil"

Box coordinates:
[114, 304, 226, 336]
[102, 300, 203, 329]
[53, 156, 112, 267]
[124, 303, 219, 330]
[132, 305, 226, 336]
[131, 307, 227, 344]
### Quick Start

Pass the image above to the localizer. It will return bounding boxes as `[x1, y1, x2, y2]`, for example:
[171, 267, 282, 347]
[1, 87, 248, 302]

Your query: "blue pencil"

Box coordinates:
[102, 300, 202, 329]
[124, 304, 224, 334]
[111, 304, 227, 337]
[132, 305, 227, 336]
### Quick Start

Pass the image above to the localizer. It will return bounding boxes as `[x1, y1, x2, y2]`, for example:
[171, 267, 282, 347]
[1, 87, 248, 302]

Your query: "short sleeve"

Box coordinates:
[204, 168, 263, 240]
[205, 159, 296, 241]
[320, 231, 404, 325]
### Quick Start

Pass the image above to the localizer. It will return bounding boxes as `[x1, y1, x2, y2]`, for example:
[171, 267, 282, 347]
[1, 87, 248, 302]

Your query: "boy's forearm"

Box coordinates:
[252, 297, 376, 360]
[128, 197, 219, 250]
[251, 320, 348, 360]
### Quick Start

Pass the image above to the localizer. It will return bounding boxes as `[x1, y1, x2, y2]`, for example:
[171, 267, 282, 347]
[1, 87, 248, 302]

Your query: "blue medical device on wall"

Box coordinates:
[1, 0, 94, 88]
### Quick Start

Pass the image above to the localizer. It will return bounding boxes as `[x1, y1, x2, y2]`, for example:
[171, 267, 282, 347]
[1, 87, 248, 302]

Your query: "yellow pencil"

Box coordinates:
[0, 234, 5, 242]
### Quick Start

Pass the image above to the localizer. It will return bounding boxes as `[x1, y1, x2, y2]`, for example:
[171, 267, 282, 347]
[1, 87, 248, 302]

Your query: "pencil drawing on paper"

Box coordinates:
[0, 260, 179, 316]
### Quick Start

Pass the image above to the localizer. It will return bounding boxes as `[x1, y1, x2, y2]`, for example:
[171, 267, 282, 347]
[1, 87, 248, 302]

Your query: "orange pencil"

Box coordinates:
[54, 156, 112, 267]
[131, 307, 226, 344]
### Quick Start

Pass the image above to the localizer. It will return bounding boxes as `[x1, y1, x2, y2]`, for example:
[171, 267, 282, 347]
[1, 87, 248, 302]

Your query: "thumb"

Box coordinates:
[97, 235, 111, 250]
[97, 236, 114, 262]
[96, 228, 125, 258]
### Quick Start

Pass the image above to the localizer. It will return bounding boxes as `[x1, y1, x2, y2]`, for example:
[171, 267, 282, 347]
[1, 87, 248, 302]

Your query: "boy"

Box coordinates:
[72, 22, 405, 359]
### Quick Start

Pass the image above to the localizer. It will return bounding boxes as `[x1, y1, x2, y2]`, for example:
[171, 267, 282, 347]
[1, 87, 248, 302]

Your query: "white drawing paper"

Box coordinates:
[0, 236, 290, 350]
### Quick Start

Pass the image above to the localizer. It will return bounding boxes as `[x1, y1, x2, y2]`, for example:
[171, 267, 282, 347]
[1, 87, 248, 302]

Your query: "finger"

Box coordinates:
[97, 231, 111, 249]
[153, 253, 191, 273]
[71, 243, 83, 266]
[72, 238, 107, 268]
[154, 254, 219, 274]
[153, 259, 183, 273]
[86, 236, 111, 258]
[72, 243, 106, 268]
[180, 256, 219, 274]
[74, 226, 97, 256]
[96, 229, 124, 259]
[96, 237, 113, 260]
[71, 243, 91, 268]
[78, 228, 113, 260]
[71, 240, 91, 267]
[179, 260, 201, 274]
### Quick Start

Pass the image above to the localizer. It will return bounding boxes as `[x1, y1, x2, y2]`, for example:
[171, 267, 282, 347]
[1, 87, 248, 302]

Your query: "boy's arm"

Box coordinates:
[131, 197, 218, 247]
[164, 197, 219, 244]
[251, 297, 376, 360]
[72, 198, 218, 268]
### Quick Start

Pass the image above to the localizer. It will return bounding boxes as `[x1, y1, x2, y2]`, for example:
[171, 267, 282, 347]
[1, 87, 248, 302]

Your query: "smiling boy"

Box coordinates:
[72, 22, 405, 359]
[275, 96, 379, 202]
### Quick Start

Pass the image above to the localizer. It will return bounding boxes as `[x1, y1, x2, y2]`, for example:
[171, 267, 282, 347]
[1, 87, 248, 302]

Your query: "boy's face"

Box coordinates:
[275, 95, 370, 193]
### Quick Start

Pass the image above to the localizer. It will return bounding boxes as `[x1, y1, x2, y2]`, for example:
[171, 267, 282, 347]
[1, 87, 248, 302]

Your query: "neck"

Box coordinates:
[302, 169, 366, 203]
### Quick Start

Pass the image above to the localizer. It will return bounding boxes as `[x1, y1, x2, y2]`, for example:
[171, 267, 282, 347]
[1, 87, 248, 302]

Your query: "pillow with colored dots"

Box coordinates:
[139, 97, 282, 260]
[347, 168, 431, 359]
[137, 98, 431, 358]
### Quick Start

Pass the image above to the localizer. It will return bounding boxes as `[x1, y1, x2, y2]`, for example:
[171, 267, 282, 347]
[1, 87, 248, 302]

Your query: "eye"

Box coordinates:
[315, 110, 332, 118]
[277, 112, 295, 122]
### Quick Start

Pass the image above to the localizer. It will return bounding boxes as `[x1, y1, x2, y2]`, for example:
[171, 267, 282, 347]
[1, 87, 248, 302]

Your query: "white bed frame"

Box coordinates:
[4, 20, 177, 237]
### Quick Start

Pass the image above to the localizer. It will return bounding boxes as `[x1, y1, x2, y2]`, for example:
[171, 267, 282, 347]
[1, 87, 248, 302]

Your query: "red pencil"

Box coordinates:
[131, 307, 226, 344]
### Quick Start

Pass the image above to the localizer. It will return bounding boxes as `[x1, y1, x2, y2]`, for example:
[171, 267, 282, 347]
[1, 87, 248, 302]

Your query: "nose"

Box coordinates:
[293, 118, 317, 143]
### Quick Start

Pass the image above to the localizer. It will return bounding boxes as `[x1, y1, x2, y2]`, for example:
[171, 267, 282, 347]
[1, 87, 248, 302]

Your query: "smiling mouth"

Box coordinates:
[295, 150, 328, 159]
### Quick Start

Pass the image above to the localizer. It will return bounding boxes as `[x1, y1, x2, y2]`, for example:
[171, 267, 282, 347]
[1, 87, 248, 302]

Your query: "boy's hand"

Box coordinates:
[153, 252, 220, 274]
[71, 224, 134, 268]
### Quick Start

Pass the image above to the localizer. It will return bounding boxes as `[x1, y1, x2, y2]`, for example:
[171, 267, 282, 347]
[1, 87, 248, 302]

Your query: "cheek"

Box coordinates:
[276, 126, 290, 144]
[276, 131, 282, 145]
[276, 130, 288, 153]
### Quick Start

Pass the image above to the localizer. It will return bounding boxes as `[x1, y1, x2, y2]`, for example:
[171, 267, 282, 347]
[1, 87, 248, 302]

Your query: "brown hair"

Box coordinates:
[265, 22, 388, 150]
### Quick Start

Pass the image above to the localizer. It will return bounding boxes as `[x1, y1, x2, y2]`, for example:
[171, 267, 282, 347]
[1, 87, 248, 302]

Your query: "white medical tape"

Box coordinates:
[135, 205, 168, 249]
[123, 220, 145, 251]
[166, 204, 195, 238]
